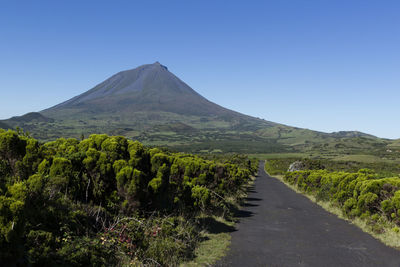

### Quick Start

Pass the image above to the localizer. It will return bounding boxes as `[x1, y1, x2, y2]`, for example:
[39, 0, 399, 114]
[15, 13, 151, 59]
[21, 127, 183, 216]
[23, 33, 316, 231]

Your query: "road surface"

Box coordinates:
[216, 162, 400, 266]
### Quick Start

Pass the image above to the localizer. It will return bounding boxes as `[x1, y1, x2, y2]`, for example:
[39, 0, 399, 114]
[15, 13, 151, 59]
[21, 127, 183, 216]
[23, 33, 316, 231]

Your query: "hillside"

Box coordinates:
[1, 62, 394, 156]
[7, 112, 54, 123]
[0, 121, 10, 129]
[43, 62, 249, 119]
[3, 62, 277, 147]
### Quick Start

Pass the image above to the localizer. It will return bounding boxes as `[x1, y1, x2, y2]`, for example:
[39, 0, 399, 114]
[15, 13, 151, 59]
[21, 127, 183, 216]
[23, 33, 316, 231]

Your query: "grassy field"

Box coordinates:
[264, 156, 400, 177]
[332, 154, 400, 164]
[388, 139, 400, 148]
[2, 109, 398, 157]
[248, 153, 310, 159]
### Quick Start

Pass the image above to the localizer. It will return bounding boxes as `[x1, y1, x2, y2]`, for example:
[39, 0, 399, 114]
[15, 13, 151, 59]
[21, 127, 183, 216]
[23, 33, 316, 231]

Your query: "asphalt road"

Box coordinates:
[216, 162, 400, 267]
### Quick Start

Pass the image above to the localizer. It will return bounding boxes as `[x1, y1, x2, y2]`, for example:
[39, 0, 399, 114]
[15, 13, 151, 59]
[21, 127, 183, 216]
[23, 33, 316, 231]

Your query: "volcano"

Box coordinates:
[42, 62, 255, 120]
[1, 62, 384, 154]
[1, 62, 272, 145]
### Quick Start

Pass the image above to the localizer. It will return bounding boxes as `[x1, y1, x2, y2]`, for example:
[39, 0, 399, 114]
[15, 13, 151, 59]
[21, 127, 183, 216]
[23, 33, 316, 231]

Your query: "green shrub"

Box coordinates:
[284, 168, 400, 228]
[0, 130, 257, 265]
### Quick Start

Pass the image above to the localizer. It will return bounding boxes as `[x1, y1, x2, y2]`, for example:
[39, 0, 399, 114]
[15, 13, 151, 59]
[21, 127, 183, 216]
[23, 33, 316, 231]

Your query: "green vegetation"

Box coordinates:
[2, 59, 399, 261]
[180, 215, 234, 266]
[4, 112, 399, 157]
[269, 160, 400, 247]
[388, 139, 400, 149]
[2, 62, 398, 158]
[264, 158, 299, 175]
[0, 122, 10, 130]
[264, 158, 400, 177]
[0, 129, 257, 266]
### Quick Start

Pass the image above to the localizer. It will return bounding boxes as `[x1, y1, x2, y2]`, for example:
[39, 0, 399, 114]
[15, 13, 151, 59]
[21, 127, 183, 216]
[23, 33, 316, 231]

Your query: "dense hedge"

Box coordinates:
[265, 158, 400, 177]
[0, 129, 257, 266]
[284, 169, 400, 228]
[264, 158, 298, 175]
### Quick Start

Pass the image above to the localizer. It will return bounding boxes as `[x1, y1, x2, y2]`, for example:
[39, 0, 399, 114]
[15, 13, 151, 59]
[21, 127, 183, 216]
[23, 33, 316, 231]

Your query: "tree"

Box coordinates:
[0, 130, 26, 178]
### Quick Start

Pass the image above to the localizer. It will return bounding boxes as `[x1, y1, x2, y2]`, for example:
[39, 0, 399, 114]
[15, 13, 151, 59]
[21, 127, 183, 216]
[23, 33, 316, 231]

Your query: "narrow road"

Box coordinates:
[216, 162, 400, 267]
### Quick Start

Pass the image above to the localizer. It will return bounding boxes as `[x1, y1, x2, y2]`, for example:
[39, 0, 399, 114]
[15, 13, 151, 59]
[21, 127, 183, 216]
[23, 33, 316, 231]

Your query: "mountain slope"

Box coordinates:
[2, 62, 392, 156]
[0, 121, 10, 129]
[42, 62, 255, 119]
[7, 112, 54, 123]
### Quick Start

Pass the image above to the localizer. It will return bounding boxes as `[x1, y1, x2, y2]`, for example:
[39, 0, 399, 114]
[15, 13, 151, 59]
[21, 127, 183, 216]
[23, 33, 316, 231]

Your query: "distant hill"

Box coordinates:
[3, 62, 393, 155]
[388, 139, 400, 149]
[330, 131, 377, 139]
[8, 112, 54, 123]
[2, 112, 54, 134]
[0, 121, 10, 129]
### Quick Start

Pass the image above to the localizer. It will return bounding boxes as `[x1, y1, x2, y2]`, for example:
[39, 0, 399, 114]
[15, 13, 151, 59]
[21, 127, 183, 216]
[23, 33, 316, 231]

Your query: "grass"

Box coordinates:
[265, 166, 400, 249]
[4, 105, 397, 156]
[332, 154, 400, 164]
[180, 216, 233, 266]
[264, 156, 400, 178]
[181, 172, 256, 266]
[388, 139, 400, 148]
[249, 148, 399, 166]
[247, 153, 308, 159]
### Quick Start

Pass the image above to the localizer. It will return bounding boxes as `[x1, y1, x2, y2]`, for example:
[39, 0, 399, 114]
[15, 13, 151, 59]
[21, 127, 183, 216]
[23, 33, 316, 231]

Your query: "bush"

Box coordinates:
[0, 131, 257, 265]
[284, 168, 400, 227]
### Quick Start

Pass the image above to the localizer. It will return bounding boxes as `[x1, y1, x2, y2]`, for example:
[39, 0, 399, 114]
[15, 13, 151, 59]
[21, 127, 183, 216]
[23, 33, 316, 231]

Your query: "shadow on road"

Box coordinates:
[242, 202, 259, 207]
[230, 184, 261, 218]
[234, 209, 255, 218]
[198, 217, 236, 234]
[245, 197, 262, 202]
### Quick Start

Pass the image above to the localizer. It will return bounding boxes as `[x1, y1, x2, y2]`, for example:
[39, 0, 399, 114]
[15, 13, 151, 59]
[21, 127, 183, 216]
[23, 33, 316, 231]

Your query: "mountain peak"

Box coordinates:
[42, 62, 237, 117]
[152, 61, 167, 70]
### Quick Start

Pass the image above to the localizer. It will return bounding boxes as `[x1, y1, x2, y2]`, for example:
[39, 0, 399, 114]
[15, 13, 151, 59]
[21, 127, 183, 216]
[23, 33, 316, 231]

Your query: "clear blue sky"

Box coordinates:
[0, 0, 399, 139]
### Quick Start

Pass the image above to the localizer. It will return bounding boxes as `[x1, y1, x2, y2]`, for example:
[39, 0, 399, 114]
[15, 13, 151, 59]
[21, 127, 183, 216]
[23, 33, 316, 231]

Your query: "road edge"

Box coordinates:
[263, 161, 400, 250]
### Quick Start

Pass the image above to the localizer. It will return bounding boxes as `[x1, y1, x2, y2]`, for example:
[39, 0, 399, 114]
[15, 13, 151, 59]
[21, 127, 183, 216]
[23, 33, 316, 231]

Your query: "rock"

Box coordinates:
[288, 161, 306, 172]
